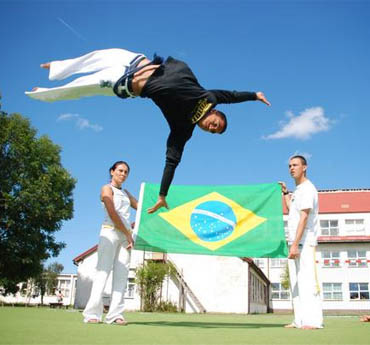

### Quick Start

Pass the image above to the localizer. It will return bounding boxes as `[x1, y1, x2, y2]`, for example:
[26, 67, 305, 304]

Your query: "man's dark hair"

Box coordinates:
[290, 155, 307, 166]
[217, 110, 227, 134]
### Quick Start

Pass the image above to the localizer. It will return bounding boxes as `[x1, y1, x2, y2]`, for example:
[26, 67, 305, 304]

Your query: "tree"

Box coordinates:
[280, 262, 294, 309]
[135, 261, 175, 312]
[281, 262, 290, 290]
[34, 262, 64, 305]
[0, 99, 76, 294]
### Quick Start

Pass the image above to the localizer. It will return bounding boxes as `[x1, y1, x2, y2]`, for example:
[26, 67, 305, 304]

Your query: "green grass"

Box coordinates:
[0, 307, 368, 345]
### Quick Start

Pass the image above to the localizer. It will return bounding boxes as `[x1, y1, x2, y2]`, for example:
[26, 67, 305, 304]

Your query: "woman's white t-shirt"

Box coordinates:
[102, 185, 131, 229]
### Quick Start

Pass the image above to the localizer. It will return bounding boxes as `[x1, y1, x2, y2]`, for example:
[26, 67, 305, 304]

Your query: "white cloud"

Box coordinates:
[263, 107, 333, 140]
[76, 118, 103, 132]
[57, 113, 103, 132]
[57, 113, 78, 121]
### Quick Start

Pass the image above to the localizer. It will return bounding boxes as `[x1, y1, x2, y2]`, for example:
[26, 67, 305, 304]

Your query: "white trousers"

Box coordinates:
[288, 244, 323, 328]
[83, 225, 131, 324]
[25, 48, 143, 102]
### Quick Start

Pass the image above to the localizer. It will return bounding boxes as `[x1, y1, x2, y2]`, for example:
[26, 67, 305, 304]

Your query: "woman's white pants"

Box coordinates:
[25, 48, 143, 102]
[83, 225, 131, 324]
[288, 244, 323, 328]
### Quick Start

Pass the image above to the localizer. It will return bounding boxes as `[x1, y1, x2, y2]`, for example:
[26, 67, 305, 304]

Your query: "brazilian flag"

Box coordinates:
[134, 183, 288, 258]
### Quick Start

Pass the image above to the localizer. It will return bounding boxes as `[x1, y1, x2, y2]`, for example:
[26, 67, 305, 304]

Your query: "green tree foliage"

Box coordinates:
[0, 101, 76, 294]
[280, 262, 290, 290]
[34, 262, 64, 305]
[135, 261, 176, 312]
[45, 262, 64, 294]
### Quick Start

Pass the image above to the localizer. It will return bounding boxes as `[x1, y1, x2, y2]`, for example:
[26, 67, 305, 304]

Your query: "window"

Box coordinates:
[271, 259, 287, 268]
[253, 259, 265, 269]
[322, 283, 342, 300]
[349, 283, 369, 300]
[58, 279, 70, 289]
[283, 220, 289, 240]
[347, 250, 367, 268]
[271, 283, 290, 300]
[320, 220, 339, 236]
[345, 219, 365, 235]
[322, 251, 340, 268]
[32, 287, 40, 298]
[125, 278, 135, 298]
[250, 273, 266, 304]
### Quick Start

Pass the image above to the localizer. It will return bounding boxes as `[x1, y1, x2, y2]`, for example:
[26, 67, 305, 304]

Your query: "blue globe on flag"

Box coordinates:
[190, 201, 236, 242]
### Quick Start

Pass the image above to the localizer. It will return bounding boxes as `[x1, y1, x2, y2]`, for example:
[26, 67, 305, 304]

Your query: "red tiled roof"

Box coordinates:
[283, 189, 370, 214]
[73, 245, 98, 265]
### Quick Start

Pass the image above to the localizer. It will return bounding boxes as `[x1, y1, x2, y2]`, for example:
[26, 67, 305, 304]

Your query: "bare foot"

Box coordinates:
[113, 318, 128, 325]
[360, 315, 370, 322]
[301, 325, 320, 330]
[284, 323, 296, 328]
[86, 319, 100, 324]
[40, 63, 50, 69]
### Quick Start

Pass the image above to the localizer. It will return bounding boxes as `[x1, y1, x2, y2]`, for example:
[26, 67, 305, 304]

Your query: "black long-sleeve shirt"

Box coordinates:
[140, 57, 257, 196]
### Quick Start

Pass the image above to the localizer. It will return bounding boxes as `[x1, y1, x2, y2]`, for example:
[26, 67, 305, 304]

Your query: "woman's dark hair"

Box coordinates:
[109, 161, 130, 177]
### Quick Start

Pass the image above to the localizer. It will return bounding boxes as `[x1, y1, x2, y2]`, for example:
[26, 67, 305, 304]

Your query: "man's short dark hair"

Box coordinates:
[290, 155, 307, 166]
[217, 110, 227, 134]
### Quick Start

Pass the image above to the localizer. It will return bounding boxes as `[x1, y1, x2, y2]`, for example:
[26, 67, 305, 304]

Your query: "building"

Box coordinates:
[7, 188, 367, 314]
[254, 189, 370, 313]
[0, 273, 77, 306]
[72, 248, 270, 314]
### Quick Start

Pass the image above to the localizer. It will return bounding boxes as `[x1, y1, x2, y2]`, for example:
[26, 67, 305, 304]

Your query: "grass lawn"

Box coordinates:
[0, 307, 368, 345]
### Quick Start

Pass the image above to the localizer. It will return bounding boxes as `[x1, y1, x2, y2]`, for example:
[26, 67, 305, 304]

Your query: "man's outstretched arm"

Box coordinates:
[147, 195, 169, 214]
[147, 130, 191, 214]
[147, 158, 175, 214]
[256, 92, 271, 106]
[210, 90, 271, 106]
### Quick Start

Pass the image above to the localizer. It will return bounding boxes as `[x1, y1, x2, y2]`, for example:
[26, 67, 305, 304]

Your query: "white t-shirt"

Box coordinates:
[288, 179, 319, 246]
[102, 185, 131, 229]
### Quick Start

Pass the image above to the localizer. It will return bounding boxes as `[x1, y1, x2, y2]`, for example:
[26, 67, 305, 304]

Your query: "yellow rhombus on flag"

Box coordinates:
[159, 192, 266, 251]
[134, 183, 288, 258]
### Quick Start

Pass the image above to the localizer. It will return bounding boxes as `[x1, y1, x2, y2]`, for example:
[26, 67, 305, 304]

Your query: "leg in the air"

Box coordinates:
[40, 63, 50, 69]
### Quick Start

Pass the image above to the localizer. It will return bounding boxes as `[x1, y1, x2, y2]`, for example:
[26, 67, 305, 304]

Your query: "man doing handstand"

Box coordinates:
[26, 48, 271, 213]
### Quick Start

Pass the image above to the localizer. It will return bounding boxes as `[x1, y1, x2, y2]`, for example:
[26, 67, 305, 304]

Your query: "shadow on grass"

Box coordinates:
[129, 321, 283, 329]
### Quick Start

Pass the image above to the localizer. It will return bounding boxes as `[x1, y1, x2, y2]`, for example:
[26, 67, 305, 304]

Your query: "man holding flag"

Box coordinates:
[280, 155, 323, 330]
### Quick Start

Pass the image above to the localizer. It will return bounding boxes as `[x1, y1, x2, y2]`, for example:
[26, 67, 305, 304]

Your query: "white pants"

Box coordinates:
[25, 48, 144, 102]
[83, 225, 131, 324]
[288, 244, 323, 328]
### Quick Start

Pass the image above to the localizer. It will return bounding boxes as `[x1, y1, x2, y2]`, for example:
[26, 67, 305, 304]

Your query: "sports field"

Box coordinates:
[0, 307, 368, 345]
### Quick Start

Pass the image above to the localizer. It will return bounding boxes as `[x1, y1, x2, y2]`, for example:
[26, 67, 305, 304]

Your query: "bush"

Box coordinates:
[156, 301, 178, 313]
[135, 261, 176, 312]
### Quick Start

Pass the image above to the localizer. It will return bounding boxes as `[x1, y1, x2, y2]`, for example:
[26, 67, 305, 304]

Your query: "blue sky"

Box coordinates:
[1, 0, 369, 273]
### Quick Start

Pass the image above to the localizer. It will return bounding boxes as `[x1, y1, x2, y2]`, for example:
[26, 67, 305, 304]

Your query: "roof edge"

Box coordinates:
[318, 235, 370, 243]
[73, 244, 98, 265]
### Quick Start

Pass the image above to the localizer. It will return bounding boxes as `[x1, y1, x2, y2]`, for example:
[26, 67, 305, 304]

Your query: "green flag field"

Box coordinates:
[0, 307, 368, 345]
[134, 183, 288, 258]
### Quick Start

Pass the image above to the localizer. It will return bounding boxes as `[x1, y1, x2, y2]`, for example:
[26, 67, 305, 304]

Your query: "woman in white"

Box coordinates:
[83, 161, 137, 325]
